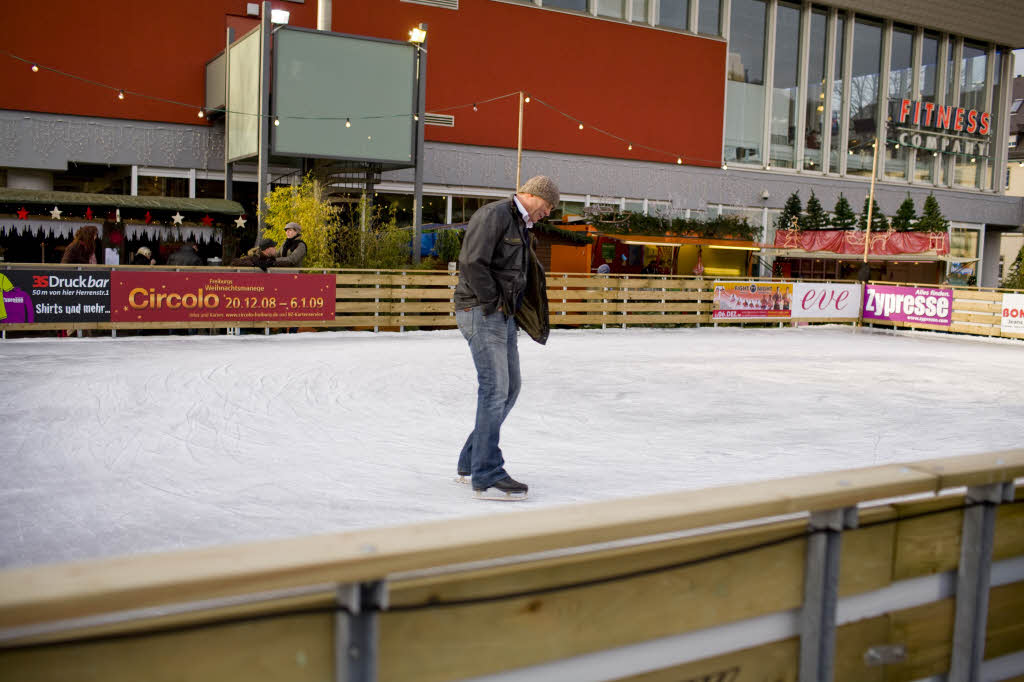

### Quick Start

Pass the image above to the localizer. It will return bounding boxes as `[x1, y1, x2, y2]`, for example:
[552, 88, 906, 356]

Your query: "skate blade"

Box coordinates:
[454, 475, 470, 485]
[473, 489, 528, 501]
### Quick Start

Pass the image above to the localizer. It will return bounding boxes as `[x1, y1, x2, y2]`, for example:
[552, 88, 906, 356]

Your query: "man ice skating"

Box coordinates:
[453, 175, 555, 500]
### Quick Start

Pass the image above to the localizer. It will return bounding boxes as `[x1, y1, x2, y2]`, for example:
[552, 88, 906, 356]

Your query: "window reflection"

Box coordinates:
[829, 13, 847, 173]
[770, 3, 801, 169]
[847, 19, 881, 177]
[915, 33, 940, 183]
[954, 42, 986, 188]
[698, 0, 721, 35]
[725, 0, 767, 165]
[803, 10, 827, 171]
[884, 28, 914, 180]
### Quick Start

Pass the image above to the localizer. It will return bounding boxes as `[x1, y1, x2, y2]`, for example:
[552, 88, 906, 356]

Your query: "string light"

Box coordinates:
[9, 51, 733, 168]
[413, 114, 419, 121]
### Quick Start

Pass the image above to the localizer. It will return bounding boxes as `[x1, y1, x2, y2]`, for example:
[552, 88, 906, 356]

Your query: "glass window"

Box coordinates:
[803, 9, 828, 171]
[1012, 99, 1023, 114]
[698, 0, 721, 35]
[884, 27, 914, 180]
[544, 0, 587, 10]
[725, 0, 767, 165]
[631, 0, 649, 23]
[915, 33, 940, 183]
[657, 0, 688, 30]
[948, 226, 979, 285]
[452, 196, 492, 223]
[954, 41, 986, 188]
[847, 19, 882, 178]
[940, 39, 956, 185]
[770, 3, 801, 169]
[138, 175, 189, 198]
[597, 0, 625, 19]
[983, 51, 1003, 190]
[829, 13, 846, 173]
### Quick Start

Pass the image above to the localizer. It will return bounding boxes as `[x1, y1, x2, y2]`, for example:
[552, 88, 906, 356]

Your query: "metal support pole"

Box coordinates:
[411, 24, 427, 266]
[948, 482, 1013, 682]
[799, 506, 858, 682]
[255, 2, 272, 247]
[336, 580, 387, 682]
[224, 27, 234, 202]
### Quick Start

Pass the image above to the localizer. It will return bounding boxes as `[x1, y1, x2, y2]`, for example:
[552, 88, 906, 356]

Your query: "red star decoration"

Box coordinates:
[85, 207, 93, 220]
[144, 211, 153, 225]
[16, 207, 29, 220]
[201, 214, 214, 226]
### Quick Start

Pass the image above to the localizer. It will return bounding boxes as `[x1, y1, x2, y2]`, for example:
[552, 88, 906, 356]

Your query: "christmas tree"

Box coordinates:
[799, 191, 829, 230]
[858, 196, 889, 231]
[891, 194, 918, 231]
[1002, 246, 1024, 290]
[916, 193, 949, 232]
[776, 191, 803, 230]
[831, 193, 857, 229]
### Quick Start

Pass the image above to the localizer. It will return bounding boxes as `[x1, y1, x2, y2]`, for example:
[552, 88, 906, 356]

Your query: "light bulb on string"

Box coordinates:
[677, 158, 682, 164]
[413, 114, 419, 121]
[117, 89, 125, 100]
[472, 103, 478, 112]
[197, 109, 204, 119]
[578, 122, 583, 130]
[628, 143, 633, 151]
[722, 164, 728, 170]
[274, 117, 280, 126]
[524, 95, 530, 103]
[31, 64, 39, 73]
[345, 118, 351, 128]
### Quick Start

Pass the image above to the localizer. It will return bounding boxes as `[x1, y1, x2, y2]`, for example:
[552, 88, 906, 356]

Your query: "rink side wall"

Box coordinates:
[2, 265, 1023, 342]
[0, 449, 1022, 681]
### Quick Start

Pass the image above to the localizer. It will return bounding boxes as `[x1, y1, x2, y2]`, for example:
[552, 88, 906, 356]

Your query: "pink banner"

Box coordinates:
[862, 284, 953, 326]
[774, 229, 949, 256]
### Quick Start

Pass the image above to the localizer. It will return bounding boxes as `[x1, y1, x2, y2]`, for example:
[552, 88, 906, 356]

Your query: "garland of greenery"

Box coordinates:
[588, 212, 762, 242]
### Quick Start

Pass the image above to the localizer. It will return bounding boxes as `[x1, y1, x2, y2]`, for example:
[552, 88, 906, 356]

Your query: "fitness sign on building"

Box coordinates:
[893, 98, 992, 159]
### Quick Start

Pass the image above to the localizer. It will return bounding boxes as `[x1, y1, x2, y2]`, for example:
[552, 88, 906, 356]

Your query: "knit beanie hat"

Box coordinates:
[518, 175, 560, 208]
[284, 221, 302, 235]
[259, 238, 277, 250]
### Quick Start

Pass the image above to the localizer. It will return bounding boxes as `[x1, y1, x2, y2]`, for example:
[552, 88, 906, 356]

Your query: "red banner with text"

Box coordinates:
[111, 272, 335, 324]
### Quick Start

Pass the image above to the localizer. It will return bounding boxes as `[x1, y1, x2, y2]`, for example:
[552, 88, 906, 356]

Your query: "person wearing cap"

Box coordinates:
[230, 238, 277, 272]
[275, 222, 307, 267]
[452, 175, 556, 500]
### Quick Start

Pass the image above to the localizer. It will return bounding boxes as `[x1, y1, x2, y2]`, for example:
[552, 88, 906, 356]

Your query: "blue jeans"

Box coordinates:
[456, 305, 521, 489]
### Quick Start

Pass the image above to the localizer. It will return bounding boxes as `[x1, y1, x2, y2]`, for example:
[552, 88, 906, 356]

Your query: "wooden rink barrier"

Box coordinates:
[0, 449, 1022, 682]
[2, 264, 1022, 339]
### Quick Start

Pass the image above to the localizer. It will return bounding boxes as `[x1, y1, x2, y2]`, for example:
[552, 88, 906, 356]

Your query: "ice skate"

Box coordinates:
[473, 476, 528, 501]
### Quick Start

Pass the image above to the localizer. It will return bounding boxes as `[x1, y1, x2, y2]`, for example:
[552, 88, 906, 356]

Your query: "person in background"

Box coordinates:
[452, 174, 556, 500]
[131, 246, 156, 266]
[167, 239, 203, 266]
[275, 222, 307, 267]
[230, 238, 277, 272]
[61, 225, 99, 264]
[597, 263, 611, 275]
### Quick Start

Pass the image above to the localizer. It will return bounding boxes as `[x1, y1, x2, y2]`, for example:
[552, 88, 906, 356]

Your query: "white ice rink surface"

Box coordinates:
[2, 325, 1022, 569]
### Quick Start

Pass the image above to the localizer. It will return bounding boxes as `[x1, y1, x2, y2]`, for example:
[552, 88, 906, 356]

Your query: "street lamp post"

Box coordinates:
[411, 24, 427, 266]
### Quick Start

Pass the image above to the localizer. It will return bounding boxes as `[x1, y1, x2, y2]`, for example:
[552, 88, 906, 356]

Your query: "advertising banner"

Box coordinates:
[1, 269, 112, 324]
[1001, 293, 1024, 334]
[712, 281, 793, 319]
[791, 283, 862, 319]
[862, 284, 953, 326]
[110, 272, 336, 324]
